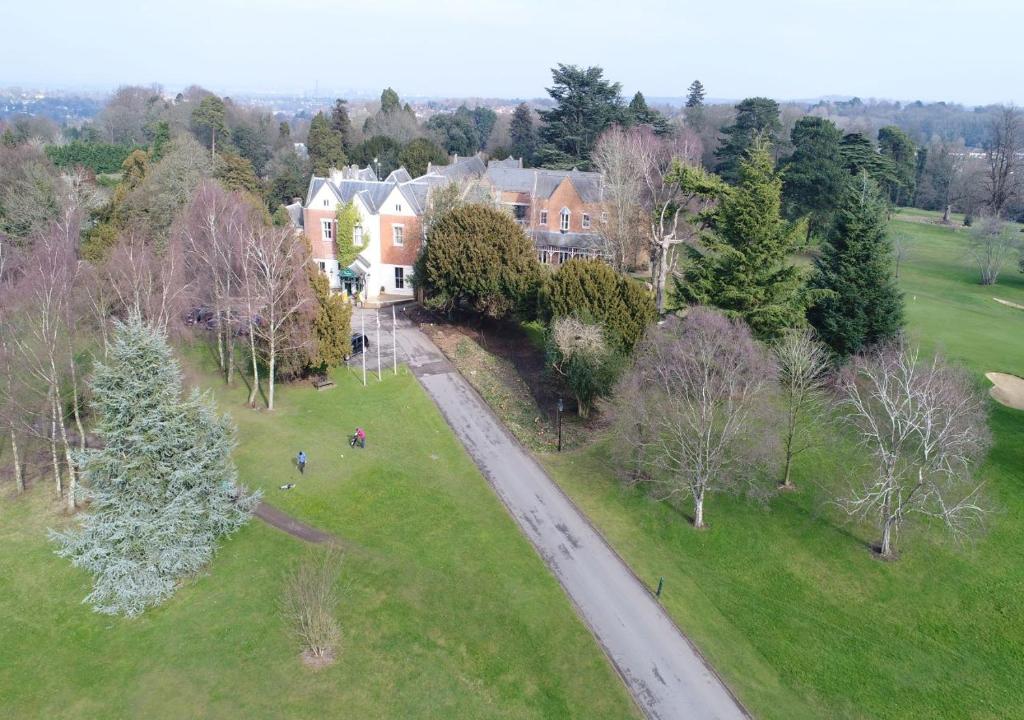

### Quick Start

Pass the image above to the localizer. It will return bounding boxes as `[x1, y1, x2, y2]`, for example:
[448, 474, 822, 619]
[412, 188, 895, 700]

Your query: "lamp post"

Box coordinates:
[557, 396, 564, 452]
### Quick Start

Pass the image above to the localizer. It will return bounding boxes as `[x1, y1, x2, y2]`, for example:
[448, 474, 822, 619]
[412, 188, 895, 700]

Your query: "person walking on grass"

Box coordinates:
[297, 450, 307, 474]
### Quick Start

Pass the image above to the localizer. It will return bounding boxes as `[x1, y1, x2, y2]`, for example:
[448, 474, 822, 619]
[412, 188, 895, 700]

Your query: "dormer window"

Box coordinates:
[559, 207, 570, 233]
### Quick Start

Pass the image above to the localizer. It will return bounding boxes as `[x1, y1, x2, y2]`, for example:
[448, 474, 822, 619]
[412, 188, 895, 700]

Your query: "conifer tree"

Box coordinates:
[808, 175, 904, 356]
[627, 92, 670, 135]
[51, 315, 258, 616]
[509, 103, 537, 165]
[330, 98, 354, 152]
[714, 97, 780, 183]
[684, 80, 706, 130]
[307, 112, 346, 176]
[782, 117, 846, 240]
[678, 142, 810, 339]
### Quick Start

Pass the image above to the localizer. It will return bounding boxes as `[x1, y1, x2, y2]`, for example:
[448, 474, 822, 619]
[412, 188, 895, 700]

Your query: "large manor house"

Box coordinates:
[288, 154, 606, 303]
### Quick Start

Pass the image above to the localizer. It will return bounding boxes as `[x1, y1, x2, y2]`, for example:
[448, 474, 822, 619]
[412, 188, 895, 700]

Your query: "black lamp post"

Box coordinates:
[557, 396, 564, 452]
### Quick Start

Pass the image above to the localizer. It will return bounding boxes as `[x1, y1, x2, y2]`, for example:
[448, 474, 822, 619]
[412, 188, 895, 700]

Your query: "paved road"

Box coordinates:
[370, 307, 749, 720]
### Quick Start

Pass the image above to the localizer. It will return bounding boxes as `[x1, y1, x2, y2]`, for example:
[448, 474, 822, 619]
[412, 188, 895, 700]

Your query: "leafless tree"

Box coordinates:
[632, 126, 717, 313]
[14, 225, 80, 509]
[101, 231, 186, 331]
[967, 215, 1019, 285]
[890, 230, 912, 279]
[179, 182, 252, 383]
[245, 224, 313, 410]
[281, 548, 343, 663]
[617, 307, 773, 528]
[592, 126, 647, 270]
[773, 329, 831, 490]
[982, 106, 1022, 218]
[836, 341, 991, 559]
[0, 234, 26, 492]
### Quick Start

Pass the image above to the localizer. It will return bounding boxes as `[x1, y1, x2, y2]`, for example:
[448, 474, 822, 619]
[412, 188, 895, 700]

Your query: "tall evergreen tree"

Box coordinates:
[537, 64, 625, 169]
[627, 92, 670, 135]
[509, 103, 537, 164]
[808, 175, 904, 356]
[679, 142, 810, 339]
[51, 316, 258, 616]
[840, 133, 898, 191]
[782, 117, 847, 239]
[714, 97, 781, 183]
[330, 98, 353, 152]
[307, 111, 346, 175]
[190, 95, 227, 160]
[684, 79, 706, 131]
[877, 125, 917, 207]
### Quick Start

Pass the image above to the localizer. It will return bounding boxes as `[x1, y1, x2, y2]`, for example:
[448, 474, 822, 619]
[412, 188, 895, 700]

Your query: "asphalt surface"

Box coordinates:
[356, 307, 749, 720]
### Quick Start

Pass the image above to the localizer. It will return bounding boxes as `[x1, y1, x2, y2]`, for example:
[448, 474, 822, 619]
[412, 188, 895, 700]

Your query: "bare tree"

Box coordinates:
[632, 127, 720, 313]
[982, 106, 1022, 218]
[0, 234, 25, 492]
[281, 548, 343, 664]
[891, 229, 913, 279]
[14, 225, 80, 508]
[179, 182, 251, 383]
[967, 215, 1019, 285]
[836, 342, 991, 559]
[592, 126, 646, 270]
[618, 307, 773, 528]
[245, 224, 313, 410]
[101, 231, 186, 331]
[773, 329, 831, 490]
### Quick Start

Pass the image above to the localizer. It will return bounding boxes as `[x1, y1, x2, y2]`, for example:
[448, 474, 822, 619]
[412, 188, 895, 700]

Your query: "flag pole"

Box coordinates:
[361, 309, 366, 387]
[376, 309, 382, 381]
[392, 305, 398, 375]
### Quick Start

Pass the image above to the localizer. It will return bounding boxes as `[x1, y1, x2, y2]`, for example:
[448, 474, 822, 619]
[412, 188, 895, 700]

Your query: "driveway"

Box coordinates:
[357, 307, 749, 720]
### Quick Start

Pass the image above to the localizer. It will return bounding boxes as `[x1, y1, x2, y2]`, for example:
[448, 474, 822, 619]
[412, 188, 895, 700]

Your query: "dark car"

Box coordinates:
[350, 333, 369, 356]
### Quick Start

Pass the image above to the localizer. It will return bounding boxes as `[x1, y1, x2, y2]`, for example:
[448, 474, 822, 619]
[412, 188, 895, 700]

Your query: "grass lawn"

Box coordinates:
[0, 359, 638, 718]
[542, 214, 1024, 719]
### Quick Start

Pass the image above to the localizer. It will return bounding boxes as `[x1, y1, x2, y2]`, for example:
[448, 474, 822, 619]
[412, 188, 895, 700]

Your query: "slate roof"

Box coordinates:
[483, 165, 603, 203]
[284, 202, 303, 229]
[532, 229, 604, 250]
[427, 153, 487, 181]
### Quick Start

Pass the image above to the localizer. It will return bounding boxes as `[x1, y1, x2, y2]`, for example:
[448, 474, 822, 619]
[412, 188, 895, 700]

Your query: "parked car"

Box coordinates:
[350, 333, 369, 356]
[183, 306, 214, 326]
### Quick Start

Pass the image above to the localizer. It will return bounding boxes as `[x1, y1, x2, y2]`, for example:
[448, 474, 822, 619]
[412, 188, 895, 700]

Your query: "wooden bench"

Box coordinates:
[312, 376, 335, 391]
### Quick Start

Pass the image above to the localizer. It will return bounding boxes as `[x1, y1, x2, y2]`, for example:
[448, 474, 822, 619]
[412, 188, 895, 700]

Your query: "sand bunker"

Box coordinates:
[986, 372, 1024, 411]
[993, 297, 1024, 311]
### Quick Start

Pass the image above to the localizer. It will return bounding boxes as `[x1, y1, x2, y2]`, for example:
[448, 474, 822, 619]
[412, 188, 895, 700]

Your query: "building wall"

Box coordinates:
[533, 178, 600, 234]
[379, 214, 422, 266]
[303, 207, 337, 261]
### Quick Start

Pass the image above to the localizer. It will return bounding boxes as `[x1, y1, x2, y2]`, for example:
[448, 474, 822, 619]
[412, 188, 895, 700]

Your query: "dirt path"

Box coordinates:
[254, 501, 335, 544]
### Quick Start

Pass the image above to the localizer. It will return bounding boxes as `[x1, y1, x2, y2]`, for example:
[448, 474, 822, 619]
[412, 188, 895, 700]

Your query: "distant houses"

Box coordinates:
[290, 154, 607, 303]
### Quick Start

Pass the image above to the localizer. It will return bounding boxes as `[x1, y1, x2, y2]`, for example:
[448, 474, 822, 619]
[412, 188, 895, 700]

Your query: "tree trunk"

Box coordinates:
[879, 517, 895, 558]
[268, 337, 276, 411]
[693, 489, 705, 529]
[67, 337, 86, 454]
[10, 428, 23, 493]
[652, 244, 669, 314]
[247, 328, 259, 408]
[216, 319, 225, 372]
[226, 327, 235, 385]
[942, 203, 951, 224]
[780, 450, 794, 489]
[48, 389, 62, 498]
[55, 393, 76, 511]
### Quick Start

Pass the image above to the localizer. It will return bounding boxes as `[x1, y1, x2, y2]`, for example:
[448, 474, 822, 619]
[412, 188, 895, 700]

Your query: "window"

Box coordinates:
[353, 225, 363, 246]
[394, 267, 405, 289]
[560, 207, 570, 233]
[539, 210, 548, 225]
[317, 260, 326, 272]
[321, 219, 333, 240]
[395, 203, 403, 212]
[393, 224, 404, 246]
[582, 213, 591, 229]
[513, 204, 528, 223]
[538, 249, 549, 264]
[601, 211, 608, 223]
[323, 199, 329, 207]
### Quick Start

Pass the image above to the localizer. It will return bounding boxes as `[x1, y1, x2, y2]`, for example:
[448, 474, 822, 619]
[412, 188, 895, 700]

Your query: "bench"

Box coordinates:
[312, 376, 335, 391]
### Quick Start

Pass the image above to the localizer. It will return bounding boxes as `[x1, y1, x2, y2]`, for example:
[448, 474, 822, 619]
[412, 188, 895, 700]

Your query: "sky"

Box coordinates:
[2, 0, 1021, 106]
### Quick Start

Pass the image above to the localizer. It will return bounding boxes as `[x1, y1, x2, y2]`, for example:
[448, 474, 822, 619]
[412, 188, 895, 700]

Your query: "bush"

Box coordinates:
[547, 317, 623, 417]
[281, 548, 343, 662]
[542, 258, 655, 354]
[415, 204, 541, 318]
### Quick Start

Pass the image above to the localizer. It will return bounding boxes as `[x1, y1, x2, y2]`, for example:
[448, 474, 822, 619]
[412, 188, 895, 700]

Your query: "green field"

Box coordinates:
[543, 213, 1024, 719]
[0, 363, 637, 718]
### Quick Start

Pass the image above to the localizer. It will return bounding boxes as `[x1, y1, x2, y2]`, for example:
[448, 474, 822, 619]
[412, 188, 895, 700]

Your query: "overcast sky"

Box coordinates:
[2, 0, 1020, 106]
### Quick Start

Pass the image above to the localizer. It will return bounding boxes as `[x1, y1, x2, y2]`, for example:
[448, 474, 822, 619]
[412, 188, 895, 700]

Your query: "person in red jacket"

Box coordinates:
[350, 427, 366, 449]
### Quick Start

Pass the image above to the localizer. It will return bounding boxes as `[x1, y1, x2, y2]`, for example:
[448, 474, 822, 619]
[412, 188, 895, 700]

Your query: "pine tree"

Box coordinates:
[509, 103, 537, 165]
[308, 269, 353, 371]
[627, 92, 670, 135]
[782, 117, 847, 239]
[307, 112, 346, 176]
[330, 99, 353, 152]
[808, 175, 904, 356]
[536, 64, 625, 169]
[684, 80, 707, 131]
[714, 97, 780, 183]
[678, 142, 810, 339]
[51, 316, 258, 616]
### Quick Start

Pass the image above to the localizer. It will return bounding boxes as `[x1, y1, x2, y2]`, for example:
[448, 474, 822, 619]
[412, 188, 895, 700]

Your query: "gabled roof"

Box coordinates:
[483, 166, 603, 203]
[385, 168, 412, 183]
[427, 153, 486, 181]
